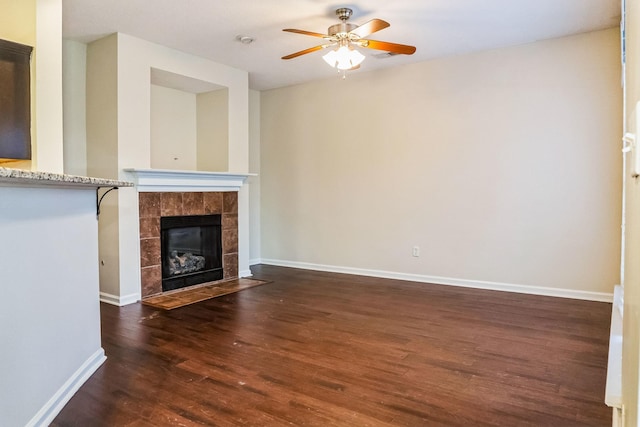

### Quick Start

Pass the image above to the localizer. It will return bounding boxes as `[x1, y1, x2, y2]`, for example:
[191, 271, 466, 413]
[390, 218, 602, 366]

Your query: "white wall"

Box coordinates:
[34, 0, 63, 173]
[197, 89, 229, 171]
[249, 89, 261, 264]
[260, 28, 621, 300]
[150, 84, 197, 170]
[0, 185, 105, 426]
[63, 39, 87, 176]
[622, 0, 640, 422]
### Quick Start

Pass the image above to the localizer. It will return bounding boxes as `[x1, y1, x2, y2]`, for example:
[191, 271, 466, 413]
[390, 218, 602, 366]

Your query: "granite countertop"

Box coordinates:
[0, 167, 133, 189]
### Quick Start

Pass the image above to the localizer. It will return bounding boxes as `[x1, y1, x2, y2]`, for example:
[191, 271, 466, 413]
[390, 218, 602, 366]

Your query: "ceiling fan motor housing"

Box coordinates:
[335, 7, 353, 21]
[328, 22, 357, 38]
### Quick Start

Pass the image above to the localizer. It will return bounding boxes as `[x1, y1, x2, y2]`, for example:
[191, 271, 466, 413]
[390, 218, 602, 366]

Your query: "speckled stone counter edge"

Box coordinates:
[0, 167, 133, 188]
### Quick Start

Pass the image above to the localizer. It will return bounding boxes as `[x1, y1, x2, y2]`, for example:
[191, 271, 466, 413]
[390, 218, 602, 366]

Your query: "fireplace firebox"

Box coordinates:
[160, 214, 223, 292]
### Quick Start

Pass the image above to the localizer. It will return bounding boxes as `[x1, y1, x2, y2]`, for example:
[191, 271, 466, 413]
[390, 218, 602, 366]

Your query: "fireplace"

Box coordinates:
[138, 190, 239, 299]
[161, 214, 223, 291]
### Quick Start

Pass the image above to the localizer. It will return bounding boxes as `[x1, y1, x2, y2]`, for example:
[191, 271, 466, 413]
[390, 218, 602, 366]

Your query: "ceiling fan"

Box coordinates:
[282, 7, 416, 71]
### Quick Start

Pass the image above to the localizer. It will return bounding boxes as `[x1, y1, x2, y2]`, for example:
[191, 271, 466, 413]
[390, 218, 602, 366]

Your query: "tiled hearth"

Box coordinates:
[138, 191, 239, 298]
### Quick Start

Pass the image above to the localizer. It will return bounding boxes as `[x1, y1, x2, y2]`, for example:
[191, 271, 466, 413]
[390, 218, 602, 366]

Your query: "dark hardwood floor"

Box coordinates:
[52, 265, 612, 426]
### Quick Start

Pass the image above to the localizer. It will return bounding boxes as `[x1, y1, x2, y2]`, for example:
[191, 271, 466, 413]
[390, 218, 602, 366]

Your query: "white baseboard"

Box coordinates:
[259, 259, 613, 302]
[26, 348, 106, 427]
[249, 258, 262, 266]
[606, 285, 623, 410]
[239, 269, 253, 278]
[612, 406, 623, 427]
[100, 291, 140, 306]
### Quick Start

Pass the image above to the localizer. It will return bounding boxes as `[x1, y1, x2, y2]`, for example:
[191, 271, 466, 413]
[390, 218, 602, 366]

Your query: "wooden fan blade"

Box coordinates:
[349, 19, 390, 39]
[282, 45, 326, 60]
[283, 28, 330, 39]
[359, 39, 416, 55]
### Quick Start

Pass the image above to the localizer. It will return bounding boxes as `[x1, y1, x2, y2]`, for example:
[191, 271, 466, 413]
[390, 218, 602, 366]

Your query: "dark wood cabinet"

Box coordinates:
[0, 39, 32, 160]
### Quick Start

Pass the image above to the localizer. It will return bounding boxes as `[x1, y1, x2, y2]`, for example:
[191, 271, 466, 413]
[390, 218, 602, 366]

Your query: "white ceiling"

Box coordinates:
[62, 0, 621, 91]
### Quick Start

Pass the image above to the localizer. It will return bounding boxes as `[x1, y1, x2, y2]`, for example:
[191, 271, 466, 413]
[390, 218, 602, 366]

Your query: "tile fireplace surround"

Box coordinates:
[138, 191, 238, 298]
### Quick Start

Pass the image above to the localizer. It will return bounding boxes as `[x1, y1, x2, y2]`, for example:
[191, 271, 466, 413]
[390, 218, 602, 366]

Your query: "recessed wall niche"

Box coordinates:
[150, 68, 229, 172]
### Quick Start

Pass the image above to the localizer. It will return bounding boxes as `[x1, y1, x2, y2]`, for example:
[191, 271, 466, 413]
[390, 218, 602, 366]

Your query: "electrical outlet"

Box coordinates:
[412, 246, 420, 257]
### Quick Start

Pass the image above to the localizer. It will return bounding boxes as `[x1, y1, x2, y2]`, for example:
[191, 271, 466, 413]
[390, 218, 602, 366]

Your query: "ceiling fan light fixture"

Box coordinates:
[322, 45, 365, 70]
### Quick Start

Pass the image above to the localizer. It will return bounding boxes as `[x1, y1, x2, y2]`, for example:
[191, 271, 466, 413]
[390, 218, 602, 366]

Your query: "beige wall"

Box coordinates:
[623, 0, 640, 423]
[150, 84, 197, 170]
[0, 0, 35, 169]
[86, 34, 120, 298]
[261, 28, 622, 299]
[197, 89, 229, 171]
[0, 0, 63, 172]
[149, 84, 230, 172]
[0, 0, 35, 46]
[86, 32, 250, 303]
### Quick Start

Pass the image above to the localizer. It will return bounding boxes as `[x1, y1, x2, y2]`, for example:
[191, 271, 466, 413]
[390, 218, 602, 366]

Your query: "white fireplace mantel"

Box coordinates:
[123, 168, 254, 192]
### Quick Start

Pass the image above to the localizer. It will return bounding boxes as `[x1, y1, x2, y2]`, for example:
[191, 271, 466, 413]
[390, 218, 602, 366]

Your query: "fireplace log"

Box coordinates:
[168, 250, 205, 276]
